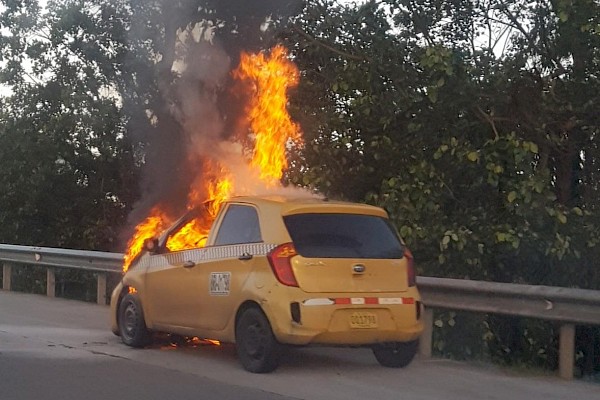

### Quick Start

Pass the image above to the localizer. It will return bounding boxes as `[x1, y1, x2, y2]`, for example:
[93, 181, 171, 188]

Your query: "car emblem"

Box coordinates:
[353, 264, 366, 273]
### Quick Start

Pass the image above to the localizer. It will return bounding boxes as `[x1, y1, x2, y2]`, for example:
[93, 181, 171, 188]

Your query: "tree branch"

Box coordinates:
[290, 24, 368, 62]
[474, 106, 500, 139]
[496, 0, 567, 76]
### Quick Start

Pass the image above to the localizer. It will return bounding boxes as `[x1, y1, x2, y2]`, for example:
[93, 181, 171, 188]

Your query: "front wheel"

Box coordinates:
[118, 293, 152, 348]
[235, 307, 281, 373]
[372, 340, 418, 368]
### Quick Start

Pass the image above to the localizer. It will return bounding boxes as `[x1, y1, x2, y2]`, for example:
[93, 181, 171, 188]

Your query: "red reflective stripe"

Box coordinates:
[334, 298, 351, 305]
[403, 297, 415, 304]
[365, 297, 378, 304]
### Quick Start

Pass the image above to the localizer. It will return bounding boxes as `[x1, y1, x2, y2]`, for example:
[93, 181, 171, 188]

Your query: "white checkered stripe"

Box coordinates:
[139, 243, 278, 271]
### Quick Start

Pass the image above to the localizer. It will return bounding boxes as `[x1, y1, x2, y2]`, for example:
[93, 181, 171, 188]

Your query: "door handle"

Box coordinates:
[238, 252, 253, 261]
[183, 260, 196, 268]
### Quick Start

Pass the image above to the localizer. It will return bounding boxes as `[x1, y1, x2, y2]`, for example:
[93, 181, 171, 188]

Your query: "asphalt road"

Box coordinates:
[0, 290, 597, 400]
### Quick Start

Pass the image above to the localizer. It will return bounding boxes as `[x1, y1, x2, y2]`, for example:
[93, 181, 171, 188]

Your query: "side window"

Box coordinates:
[214, 205, 262, 246]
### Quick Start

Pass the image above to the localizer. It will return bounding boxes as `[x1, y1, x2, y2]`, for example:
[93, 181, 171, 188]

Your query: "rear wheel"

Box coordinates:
[118, 293, 152, 348]
[372, 340, 418, 368]
[235, 307, 281, 373]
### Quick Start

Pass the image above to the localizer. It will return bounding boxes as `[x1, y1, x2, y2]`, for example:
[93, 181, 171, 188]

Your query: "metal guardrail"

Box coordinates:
[417, 276, 600, 325]
[416, 276, 600, 380]
[0, 244, 123, 272]
[1, 243, 599, 380]
[0, 244, 123, 306]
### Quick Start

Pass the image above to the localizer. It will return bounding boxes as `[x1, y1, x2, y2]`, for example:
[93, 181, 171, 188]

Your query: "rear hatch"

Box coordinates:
[283, 213, 409, 293]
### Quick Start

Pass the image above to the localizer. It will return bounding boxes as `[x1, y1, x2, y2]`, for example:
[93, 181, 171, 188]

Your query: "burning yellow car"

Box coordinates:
[110, 196, 424, 372]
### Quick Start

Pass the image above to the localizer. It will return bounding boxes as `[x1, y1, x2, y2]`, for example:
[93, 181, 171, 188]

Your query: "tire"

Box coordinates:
[372, 340, 418, 368]
[118, 293, 152, 348]
[235, 307, 281, 373]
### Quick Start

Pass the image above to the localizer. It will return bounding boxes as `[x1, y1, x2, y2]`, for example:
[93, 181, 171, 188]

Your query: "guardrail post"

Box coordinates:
[559, 323, 575, 379]
[96, 272, 107, 305]
[46, 267, 56, 298]
[419, 307, 434, 357]
[2, 262, 12, 291]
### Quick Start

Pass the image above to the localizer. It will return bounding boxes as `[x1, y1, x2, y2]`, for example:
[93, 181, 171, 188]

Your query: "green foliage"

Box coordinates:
[433, 311, 560, 371]
[54, 269, 99, 302]
[0, 0, 138, 250]
[284, 0, 600, 287]
[11, 265, 47, 295]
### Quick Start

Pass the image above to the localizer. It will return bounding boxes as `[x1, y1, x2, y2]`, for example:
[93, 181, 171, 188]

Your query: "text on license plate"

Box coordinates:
[349, 312, 378, 329]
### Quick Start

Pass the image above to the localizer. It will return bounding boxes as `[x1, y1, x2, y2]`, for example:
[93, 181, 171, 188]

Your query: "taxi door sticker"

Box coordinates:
[210, 272, 231, 296]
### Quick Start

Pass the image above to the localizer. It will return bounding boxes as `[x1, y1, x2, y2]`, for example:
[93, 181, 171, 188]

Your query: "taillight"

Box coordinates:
[405, 248, 416, 287]
[267, 242, 299, 287]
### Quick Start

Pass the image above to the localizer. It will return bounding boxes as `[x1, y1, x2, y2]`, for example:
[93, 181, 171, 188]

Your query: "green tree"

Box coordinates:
[285, 0, 600, 287]
[0, 0, 137, 249]
[0, 0, 300, 247]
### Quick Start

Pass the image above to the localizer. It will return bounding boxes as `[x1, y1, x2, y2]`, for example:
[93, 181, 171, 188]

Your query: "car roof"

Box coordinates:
[225, 195, 389, 218]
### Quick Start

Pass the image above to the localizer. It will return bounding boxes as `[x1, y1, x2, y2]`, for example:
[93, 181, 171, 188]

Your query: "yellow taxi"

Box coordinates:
[110, 196, 424, 372]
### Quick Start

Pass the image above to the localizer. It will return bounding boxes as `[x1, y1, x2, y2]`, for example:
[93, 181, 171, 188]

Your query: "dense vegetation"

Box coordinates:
[1, 0, 598, 376]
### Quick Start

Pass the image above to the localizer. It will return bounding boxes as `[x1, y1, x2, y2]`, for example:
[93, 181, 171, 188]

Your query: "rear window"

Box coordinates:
[283, 213, 404, 259]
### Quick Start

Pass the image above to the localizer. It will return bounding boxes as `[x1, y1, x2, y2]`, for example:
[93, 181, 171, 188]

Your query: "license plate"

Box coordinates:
[349, 312, 378, 329]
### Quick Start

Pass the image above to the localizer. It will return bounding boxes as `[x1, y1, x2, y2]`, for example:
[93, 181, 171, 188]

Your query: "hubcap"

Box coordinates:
[123, 302, 137, 337]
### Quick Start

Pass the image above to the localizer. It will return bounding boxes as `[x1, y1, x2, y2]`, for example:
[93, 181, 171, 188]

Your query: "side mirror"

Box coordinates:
[144, 237, 160, 254]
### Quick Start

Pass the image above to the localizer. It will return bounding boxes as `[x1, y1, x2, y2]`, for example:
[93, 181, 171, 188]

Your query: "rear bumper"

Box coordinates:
[262, 286, 424, 346]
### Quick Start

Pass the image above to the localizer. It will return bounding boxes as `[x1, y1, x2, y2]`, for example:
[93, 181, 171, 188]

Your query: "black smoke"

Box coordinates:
[119, 0, 303, 248]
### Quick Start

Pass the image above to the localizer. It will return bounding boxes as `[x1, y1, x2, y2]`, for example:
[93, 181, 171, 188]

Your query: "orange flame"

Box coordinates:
[123, 208, 170, 271]
[189, 337, 221, 346]
[122, 45, 300, 272]
[165, 166, 233, 252]
[233, 45, 301, 183]
[160, 336, 221, 350]
[165, 218, 209, 251]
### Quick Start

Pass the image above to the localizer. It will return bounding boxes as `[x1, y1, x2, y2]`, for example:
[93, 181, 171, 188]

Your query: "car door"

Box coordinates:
[143, 248, 209, 329]
[142, 209, 213, 329]
[194, 203, 263, 331]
